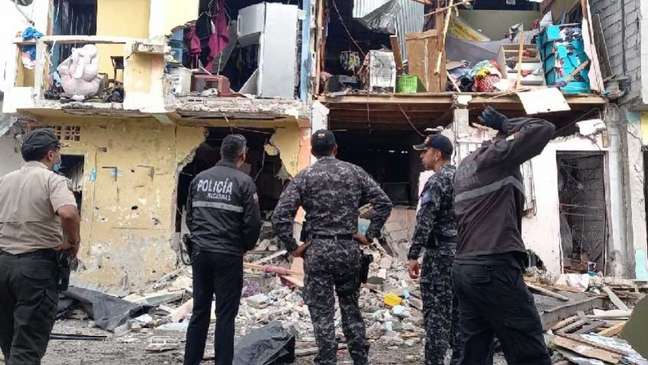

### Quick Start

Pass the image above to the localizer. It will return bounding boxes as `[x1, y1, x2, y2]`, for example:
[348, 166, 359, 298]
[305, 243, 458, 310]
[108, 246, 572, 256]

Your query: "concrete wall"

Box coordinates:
[0, 131, 23, 177]
[96, 0, 151, 76]
[37, 116, 204, 290]
[590, 0, 641, 105]
[522, 136, 608, 276]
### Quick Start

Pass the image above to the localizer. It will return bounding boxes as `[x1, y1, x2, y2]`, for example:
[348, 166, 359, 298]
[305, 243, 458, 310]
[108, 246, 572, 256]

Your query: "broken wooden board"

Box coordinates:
[526, 283, 569, 301]
[541, 296, 606, 331]
[552, 336, 621, 363]
[602, 286, 629, 311]
[551, 315, 579, 331]
[517, 87, 571, 115]
[597, 322, 625, 337]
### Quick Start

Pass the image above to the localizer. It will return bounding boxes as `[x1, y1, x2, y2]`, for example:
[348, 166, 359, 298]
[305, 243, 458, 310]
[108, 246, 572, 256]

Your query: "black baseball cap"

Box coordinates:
[311, 129, 337, 150]
[413, 134, 453, 156]
[21, 128, 61, 157]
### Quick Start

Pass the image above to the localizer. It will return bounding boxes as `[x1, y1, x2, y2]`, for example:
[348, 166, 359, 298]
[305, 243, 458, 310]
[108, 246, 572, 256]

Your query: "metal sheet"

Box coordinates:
[353, 0, 424, 61]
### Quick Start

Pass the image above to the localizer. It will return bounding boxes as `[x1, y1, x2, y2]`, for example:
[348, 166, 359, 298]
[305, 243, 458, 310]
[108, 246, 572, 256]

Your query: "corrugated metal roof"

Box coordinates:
[353, 0, 424, 61]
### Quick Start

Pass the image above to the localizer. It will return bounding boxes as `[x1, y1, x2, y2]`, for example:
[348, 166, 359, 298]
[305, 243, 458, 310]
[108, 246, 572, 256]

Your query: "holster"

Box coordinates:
[56, 252, 77, 292]
[181, 234, 194, 265]
[359, 254, 373, 284]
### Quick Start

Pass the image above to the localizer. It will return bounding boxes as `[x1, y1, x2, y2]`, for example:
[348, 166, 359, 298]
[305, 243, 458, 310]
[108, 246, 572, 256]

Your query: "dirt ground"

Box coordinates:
[0, 319, 507, 365]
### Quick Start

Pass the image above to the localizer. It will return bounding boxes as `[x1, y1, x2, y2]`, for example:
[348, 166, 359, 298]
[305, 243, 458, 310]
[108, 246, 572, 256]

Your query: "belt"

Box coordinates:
[311, 233, 354, 240]
[0, 248, 58, 260]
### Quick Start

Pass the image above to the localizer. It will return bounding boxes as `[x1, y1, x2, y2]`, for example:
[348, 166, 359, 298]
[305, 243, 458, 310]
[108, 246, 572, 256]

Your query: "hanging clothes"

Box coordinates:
[184, 0, 230, 71]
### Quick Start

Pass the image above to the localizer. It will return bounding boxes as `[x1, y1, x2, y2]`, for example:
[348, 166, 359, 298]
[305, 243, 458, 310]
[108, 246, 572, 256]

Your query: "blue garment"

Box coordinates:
[21, 26, 44, 61]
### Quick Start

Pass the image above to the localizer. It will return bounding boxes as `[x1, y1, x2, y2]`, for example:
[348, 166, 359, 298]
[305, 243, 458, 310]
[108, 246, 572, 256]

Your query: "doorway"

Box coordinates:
[557, 152, 608, 273]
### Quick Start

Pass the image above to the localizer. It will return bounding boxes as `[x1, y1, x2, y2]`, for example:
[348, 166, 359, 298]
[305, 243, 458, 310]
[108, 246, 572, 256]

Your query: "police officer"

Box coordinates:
[272, 130, 392, 365]
[453, 107, 554, 364]
[408, 133, 462, 365]
[184, 134, 261, 365]
[0, 128, 80, 364]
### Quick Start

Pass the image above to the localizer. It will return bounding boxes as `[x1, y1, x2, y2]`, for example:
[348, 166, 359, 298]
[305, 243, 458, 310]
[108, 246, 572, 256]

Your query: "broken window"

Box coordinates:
[557, 152, 608, 273]
[175, 127, 286, 235]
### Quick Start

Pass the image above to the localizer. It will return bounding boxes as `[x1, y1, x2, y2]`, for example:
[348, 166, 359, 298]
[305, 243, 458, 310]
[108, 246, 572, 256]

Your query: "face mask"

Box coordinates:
[53, 162, 62, 172]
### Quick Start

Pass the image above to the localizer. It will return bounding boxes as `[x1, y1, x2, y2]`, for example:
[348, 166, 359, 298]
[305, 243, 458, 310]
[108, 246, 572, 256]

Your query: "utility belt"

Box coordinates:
[311, 233, 354, 241]
[0, 248, 76, 291]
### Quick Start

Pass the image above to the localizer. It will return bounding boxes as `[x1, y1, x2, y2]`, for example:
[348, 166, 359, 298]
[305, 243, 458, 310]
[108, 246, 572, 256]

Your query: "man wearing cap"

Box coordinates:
[453, 107, 554, 364]
[272, 129, 392, 365]
[408, 133, 462, 365]
[184, 134, 261, 365]
[0, 128, 80, 364]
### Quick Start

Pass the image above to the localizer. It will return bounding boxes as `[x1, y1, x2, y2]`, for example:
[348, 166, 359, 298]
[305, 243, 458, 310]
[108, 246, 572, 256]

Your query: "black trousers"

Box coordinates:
[184, 250, 243, 365]
[0, 250, 59, 365]
[452, 262, 551, 365]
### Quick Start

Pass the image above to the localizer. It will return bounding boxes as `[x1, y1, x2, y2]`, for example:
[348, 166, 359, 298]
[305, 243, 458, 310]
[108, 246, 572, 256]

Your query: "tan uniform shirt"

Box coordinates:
[0, 161, 77, 254]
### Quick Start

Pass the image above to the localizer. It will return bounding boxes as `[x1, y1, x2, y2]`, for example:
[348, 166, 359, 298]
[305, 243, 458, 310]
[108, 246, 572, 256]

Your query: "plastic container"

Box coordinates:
[396, 75, 424, 93]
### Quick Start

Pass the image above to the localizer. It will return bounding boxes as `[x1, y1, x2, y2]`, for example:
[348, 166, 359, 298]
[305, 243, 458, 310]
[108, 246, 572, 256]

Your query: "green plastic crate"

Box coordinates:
[397, 75, 424, 93]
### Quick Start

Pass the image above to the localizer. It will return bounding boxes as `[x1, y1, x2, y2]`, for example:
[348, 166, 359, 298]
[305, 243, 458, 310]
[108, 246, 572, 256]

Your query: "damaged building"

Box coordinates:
[0, 0, 646, 289]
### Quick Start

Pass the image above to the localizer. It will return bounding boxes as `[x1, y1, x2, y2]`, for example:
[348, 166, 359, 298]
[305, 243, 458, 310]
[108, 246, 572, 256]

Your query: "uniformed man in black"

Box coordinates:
[408, 134, 461, 365]
[453, 107, 554, 364]
[0, 129, 80, 364]
[184, 134, 262, 365]
[272, 130, 392, 365]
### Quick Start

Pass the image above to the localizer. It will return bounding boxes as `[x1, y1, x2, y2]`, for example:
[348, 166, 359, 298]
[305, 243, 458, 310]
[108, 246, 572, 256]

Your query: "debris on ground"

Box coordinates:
[48, 228, 647, 364]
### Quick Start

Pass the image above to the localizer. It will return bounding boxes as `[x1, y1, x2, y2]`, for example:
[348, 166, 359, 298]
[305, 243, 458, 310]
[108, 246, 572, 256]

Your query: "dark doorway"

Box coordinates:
[334, 129, 422, 206]
[59, 154, 84, 212]
[557, 152, 608, 273]
[175, 127, 285, 234]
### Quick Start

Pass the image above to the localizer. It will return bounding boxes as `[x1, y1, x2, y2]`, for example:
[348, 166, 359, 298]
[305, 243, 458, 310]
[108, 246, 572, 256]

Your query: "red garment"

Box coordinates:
[205, 0, 230, 70]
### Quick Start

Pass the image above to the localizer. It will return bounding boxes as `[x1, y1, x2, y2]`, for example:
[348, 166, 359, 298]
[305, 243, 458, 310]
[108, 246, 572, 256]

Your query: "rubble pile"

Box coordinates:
[53, 236, 647, 363]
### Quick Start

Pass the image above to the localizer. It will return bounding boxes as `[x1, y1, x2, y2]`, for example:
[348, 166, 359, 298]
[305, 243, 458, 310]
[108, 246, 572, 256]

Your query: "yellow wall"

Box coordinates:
[96, 0, 151, 78]
[42, 117, 202, 289]
[642, 113, 648, 145]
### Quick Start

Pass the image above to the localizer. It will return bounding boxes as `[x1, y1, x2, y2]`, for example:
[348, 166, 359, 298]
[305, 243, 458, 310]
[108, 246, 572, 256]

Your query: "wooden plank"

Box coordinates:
[574, 321, 606, 334]
[597, 322, 625, 337]
[551, 315, 579, 331]
[602, 286, 629, 311]
[406, 30, 445, 92]
[389, 35, 403, 75]
[541, 296, 606, 331]
[435, 0, 453, 74]
[515, 32, 525, 90]
[562, 333, 630, 356]
[552, 336, 621, 363]
[558, 319, 588, 334]
[33, 40, 47, 101]
[526, 283, 569, 301]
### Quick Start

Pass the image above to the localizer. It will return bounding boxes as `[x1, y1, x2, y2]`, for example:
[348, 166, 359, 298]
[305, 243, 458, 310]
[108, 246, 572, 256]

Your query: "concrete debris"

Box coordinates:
[49, 239, 646, 363]
[145, 336, 180, 352]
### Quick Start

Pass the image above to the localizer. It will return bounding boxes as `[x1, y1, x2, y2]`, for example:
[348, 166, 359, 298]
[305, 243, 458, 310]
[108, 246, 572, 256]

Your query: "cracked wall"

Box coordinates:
[38, 115, 203, 290]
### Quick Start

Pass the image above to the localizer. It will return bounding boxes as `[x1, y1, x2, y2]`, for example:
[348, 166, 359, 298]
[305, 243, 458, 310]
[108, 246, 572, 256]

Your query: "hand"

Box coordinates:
[291, 242, 309, 258]
[353, 234, 370, 246]
[56, 240, 79, 258]
[475, 106, 507, 132]
[407, 259, 420, 279]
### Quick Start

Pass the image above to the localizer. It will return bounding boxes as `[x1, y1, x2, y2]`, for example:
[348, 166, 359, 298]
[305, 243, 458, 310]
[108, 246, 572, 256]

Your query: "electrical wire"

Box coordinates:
[330, 0, 365, 56]
[397, 104, 425, 137]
